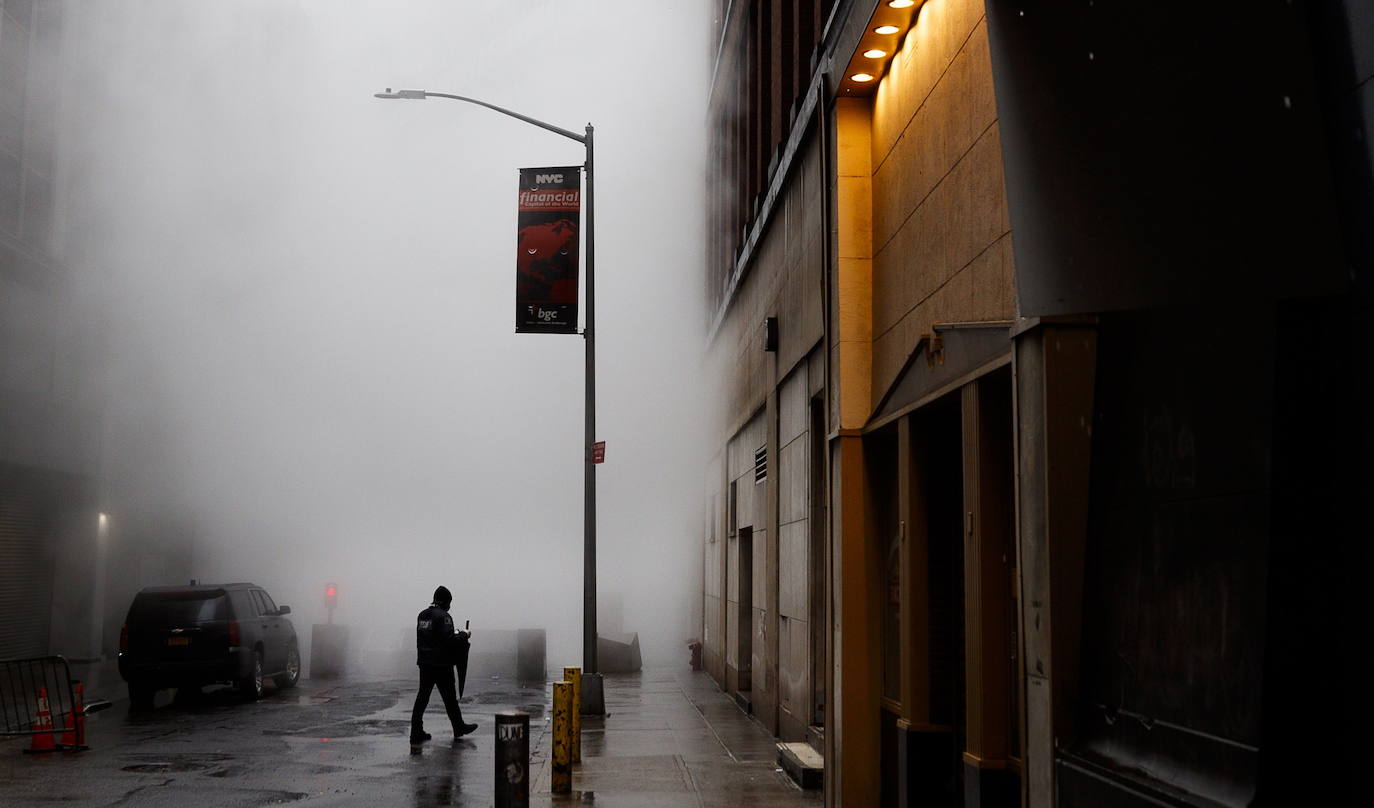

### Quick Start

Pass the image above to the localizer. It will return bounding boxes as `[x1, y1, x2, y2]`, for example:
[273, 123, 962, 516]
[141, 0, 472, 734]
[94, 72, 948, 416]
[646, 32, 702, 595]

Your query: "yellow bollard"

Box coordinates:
[563, 667, 582, 764]
[551, 681, 572, 794]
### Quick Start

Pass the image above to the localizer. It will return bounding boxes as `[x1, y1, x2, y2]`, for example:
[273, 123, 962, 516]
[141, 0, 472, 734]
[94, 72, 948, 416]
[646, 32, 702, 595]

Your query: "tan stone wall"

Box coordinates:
[868, 0, 1015, 408]
[703, 452, 725, 682]
[705, 130, 826, 444]
[833, 98, 874, 432]
[724, 412, 767, 693]
[703, 120, 827, 730]
[777, 362, 816, 741]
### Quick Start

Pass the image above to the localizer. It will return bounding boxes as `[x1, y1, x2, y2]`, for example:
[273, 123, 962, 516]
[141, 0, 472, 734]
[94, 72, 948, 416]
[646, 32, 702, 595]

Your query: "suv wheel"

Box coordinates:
[239, 649, 264, 701]
[128, 682, 155, 711]
[275, 644, 301, 690]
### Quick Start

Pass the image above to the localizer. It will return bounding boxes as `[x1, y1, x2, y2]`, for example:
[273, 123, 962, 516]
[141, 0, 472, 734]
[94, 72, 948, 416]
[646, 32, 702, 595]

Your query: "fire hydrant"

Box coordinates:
[687, 640, 703, 671]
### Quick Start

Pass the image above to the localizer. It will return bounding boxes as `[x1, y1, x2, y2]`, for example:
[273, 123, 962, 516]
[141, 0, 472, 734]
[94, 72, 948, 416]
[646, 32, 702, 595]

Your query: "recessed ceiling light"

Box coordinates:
[864, 49, 887, 58]
[889, 0, 916, 8]
[874, 25, 900, 35]
[851, 73, 875, 82]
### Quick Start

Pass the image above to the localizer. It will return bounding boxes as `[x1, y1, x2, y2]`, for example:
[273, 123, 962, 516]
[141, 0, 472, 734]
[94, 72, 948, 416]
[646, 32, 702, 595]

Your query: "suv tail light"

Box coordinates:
[119, 624, 128, 652]
[228, 620, 241, 647]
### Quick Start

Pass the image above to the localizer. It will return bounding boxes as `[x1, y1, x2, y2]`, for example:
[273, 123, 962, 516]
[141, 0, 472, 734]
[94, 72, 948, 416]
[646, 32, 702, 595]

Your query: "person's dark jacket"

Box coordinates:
[415, 605, 459, 667]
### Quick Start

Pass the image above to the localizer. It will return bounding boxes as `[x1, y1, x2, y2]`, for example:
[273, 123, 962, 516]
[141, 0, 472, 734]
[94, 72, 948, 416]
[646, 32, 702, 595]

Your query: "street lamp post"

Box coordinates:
[375, 88, 598, 678]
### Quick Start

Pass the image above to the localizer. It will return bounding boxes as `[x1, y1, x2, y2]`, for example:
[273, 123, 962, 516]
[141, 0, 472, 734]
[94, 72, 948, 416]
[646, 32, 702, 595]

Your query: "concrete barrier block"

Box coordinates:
[596, 632, 642, 673]
[516, 629, 546, 683]
[310, 624, 349, 679]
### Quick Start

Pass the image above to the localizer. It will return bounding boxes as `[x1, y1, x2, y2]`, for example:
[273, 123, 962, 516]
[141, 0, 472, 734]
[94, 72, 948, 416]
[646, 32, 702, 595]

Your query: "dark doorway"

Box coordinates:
[809, 397, 827, 744]
[737, 525, 753, 703]
[920, 393, 966, 806]
[988, 369, 1021, 774]
[869, 423, 901, 808]
[963, 367, 1020, 806]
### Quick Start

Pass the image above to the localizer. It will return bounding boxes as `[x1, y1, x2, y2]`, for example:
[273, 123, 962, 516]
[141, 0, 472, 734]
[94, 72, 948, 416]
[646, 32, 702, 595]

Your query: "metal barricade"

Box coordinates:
[0, 655, 105, 753]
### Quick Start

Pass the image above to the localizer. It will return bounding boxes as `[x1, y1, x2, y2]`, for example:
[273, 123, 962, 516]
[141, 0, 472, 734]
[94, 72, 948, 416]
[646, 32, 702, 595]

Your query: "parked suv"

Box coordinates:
[118, 583, 300, 709]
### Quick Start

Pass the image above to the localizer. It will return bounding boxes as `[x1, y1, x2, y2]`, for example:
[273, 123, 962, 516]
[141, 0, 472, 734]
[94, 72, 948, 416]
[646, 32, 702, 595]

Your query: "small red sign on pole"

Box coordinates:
[591, 441, 606, 464]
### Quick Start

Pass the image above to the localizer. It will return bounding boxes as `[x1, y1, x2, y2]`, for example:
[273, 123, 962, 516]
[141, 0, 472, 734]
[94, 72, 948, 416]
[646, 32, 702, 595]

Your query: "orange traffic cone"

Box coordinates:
[25, 687, 56, 754]
[57, 685, 83, 749]
[59, 682, 89, 750]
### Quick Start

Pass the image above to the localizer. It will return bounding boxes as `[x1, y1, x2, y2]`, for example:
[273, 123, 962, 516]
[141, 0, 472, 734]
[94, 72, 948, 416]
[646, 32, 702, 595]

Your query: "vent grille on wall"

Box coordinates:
[754, 446, 767, 484]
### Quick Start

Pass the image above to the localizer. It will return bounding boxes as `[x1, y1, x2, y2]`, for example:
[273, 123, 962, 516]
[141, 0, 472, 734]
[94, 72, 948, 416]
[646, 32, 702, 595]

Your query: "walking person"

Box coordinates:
[410, 585, 478, 744]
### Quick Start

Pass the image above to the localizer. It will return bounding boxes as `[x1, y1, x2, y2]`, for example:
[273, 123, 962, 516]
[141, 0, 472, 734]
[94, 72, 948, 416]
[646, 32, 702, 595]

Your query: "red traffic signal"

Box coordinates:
[325, 583, 338, 610]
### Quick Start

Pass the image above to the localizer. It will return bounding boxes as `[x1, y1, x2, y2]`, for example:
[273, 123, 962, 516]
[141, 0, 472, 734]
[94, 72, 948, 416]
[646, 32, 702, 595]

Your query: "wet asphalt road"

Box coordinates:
[0, 676, 549, 806]
[0, 670, 819, 807]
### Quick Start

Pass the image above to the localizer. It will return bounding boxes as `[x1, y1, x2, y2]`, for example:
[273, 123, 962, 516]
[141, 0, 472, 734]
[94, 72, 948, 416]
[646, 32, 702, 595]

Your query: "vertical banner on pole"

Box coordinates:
[515, 166, 582, 333]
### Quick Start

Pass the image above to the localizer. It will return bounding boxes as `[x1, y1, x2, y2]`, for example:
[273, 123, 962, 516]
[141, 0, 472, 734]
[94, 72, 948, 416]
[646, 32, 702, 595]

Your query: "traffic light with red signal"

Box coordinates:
[325, 582, 338, 623]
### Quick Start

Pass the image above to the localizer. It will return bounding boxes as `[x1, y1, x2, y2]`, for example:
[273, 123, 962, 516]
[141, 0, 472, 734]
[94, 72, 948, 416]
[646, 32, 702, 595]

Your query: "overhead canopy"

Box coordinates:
[986, 1, 1346, 316]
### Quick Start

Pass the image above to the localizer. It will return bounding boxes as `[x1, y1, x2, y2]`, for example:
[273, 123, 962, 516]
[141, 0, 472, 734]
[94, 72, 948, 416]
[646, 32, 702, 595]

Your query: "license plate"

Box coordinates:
[166, 636, 190, 646]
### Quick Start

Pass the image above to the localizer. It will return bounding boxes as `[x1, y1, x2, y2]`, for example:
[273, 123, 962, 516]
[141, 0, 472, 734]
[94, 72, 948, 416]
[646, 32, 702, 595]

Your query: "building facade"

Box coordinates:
[702, 1, 1372, 806]
[0, 0, 101, 661]
[1, 0, 193, 666]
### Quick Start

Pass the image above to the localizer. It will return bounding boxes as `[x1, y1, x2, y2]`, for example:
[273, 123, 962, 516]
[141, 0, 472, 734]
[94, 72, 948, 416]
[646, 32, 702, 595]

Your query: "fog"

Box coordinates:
[54, 2, 709, 671]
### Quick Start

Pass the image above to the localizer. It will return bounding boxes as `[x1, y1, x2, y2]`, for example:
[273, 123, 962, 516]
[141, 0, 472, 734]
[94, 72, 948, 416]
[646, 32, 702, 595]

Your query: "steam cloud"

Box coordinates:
[55, 1, 709, 668]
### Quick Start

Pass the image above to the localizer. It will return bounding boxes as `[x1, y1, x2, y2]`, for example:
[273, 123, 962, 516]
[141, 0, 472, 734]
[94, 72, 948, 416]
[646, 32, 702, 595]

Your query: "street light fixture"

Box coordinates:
[374, 87, 600, 679]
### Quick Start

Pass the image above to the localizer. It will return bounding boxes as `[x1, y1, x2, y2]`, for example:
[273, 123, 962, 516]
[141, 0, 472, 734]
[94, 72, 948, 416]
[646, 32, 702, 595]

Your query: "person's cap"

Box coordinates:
[432, 585, 452, 606]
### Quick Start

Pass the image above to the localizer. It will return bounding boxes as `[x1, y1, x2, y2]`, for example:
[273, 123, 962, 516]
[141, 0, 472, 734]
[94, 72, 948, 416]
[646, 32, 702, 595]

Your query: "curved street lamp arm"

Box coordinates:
[372, 83, 597, 676]
[418, 90, 585, 144]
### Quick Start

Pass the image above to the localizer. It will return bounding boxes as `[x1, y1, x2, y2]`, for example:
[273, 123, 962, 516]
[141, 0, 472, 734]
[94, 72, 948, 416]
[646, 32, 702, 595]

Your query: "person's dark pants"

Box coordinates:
[411, 664, 464, 738]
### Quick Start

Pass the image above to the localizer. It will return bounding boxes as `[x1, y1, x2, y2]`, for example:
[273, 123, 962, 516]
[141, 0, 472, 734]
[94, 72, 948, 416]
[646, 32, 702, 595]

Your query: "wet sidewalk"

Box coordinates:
[525, 669, 821, 806]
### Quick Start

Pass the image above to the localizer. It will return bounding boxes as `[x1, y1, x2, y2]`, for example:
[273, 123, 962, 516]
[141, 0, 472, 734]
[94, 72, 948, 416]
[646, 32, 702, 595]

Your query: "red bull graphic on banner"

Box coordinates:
[516, 166, 581, 333]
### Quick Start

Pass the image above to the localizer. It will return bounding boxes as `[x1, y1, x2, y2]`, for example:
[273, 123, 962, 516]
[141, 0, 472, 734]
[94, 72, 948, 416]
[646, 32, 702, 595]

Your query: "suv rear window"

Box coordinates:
[129, 590, 230, 625]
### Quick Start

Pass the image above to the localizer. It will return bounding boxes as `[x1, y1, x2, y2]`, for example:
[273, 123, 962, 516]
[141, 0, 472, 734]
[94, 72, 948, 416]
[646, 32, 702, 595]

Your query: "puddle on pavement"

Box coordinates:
[265, 716, 409, 738]
[344, 718, 410, 735]
[120, 752, 263, 782]
[122, 761, 207, 773]
[120, 752, 235, 774]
